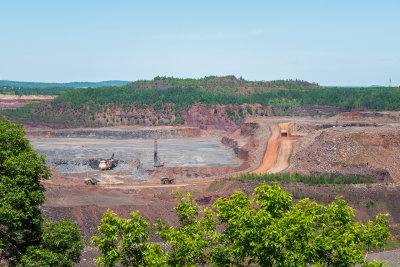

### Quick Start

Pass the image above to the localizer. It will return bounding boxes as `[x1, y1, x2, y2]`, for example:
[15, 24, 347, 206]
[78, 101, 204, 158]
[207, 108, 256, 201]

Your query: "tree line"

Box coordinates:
[47, 85, 400, 111]
[2, 85, 400, 128]
[0, 86, 76, 96]
[129, 75, 319, 89]
[234, 172, 374, 185]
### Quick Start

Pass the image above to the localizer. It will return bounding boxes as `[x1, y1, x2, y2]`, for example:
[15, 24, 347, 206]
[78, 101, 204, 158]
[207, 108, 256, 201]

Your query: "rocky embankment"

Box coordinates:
[26, 127, 202, 139]
[151, 121, 271, 180]
[0, 94, 56, 109]
[333, 110, 400, 123]
[222, 122, 260, 161]
[287, 105, 346, 116]
[221, 121, 270, 173]
[289, 125, 400, 183]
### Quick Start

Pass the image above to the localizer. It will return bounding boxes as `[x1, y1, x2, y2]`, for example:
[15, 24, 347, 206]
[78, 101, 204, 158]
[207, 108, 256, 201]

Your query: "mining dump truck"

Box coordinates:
[99, 153, 118, 170]
[161, 177, 174, 184]
[85, 178, 99, 185]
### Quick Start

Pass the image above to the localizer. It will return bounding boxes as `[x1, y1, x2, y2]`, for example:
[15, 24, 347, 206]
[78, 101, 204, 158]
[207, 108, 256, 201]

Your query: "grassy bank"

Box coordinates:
[232, 172, 373, 185]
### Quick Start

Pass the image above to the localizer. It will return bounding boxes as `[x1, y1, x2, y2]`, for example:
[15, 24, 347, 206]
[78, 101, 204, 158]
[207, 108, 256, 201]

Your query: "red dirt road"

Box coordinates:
[252, 122, 299, 174]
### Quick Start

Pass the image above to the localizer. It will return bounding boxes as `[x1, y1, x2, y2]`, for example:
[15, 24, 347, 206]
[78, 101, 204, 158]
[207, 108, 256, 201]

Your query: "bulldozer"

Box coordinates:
[85, 178, 99, 185]
[161, 177, 174, 184]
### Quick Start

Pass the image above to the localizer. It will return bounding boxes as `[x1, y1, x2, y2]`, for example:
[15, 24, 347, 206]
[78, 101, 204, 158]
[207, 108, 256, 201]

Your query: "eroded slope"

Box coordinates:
[289, 126, 400, 182]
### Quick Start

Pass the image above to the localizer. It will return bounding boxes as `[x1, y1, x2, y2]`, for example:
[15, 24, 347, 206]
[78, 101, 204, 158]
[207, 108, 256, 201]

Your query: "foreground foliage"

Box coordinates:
[18, 220, 85, 266]
[0, 117, 84, 266]
[92, 183, 391, 266]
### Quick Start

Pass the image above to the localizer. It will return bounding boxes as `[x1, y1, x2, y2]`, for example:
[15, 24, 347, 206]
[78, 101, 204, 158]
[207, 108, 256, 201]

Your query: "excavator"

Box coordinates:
[98, 153, 118, 170]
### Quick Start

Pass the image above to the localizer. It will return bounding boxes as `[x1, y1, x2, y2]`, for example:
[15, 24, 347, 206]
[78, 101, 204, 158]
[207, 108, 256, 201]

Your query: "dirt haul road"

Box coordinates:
[252, 122, 299, 174]
[267, 139, 297, 173]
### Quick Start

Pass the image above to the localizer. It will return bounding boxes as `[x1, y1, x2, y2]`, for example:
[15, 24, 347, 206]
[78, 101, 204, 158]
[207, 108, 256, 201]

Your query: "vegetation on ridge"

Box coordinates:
[127, 75, 320, 95]
[2, 76, 400, 127]
[234, 172, 374, 185]
[0, 86, 76, 96]
[0, 79, 130, 89]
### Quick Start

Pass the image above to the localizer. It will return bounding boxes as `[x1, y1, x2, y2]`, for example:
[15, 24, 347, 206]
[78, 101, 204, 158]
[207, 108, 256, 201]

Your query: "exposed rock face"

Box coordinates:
[26, 127, 202, 139]
[0, 94, 56, 109]
[181, 104, 238, 131]
[222, 122, 259, 160]
[289, 126, 400, 183]
[9, 95, 349, 129]
[334, 110, 400, 123]
[240, 122, 259, 136]
[287, 105, 347, 117]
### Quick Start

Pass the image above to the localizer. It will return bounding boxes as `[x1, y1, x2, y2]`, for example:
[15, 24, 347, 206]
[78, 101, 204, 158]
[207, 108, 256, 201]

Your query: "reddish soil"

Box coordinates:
[25, 114, 400, 265]
[132, 121, 271, 181]
[0, 94, 56, 109]
[267, 139, 297, 173]
[333, 110, 400, 123]
[252, 122, 299, 174]
[288, 125, 400, 183]
[41, 176, 400, 266]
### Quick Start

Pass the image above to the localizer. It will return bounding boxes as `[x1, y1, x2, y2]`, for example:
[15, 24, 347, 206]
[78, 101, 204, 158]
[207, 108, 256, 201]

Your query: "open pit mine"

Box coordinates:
[20, 110, 400, 266]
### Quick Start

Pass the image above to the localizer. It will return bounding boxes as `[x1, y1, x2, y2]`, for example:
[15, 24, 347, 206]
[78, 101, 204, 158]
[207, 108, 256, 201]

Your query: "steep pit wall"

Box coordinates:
[147, 121, 270, 181]
[181, 104, 238, 131]
[221, 121, 270, 174]
[0, 94, 57, 109]
[26, 126, 202, 139]
[221, 122, 259, 160]
[287, 105, 347, 117]
[333, 111, 400, 123]
[288, 126, 400, 183]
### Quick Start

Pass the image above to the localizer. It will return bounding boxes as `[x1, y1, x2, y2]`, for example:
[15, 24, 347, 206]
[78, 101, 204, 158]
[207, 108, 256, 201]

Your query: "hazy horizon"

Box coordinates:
[1, 0, 399, 86]
[0, 77, 394, 88]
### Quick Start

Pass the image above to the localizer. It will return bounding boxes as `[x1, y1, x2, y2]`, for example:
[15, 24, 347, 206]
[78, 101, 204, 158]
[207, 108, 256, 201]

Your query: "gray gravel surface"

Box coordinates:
[29, 137, 238, 179]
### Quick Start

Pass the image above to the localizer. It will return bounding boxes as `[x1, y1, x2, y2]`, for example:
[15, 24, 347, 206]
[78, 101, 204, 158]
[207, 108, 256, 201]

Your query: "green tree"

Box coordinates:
[92, 183, 391, 266]
[156, 191, 217, 266]
[0, 117, 50, 257]
[212, 184, 390, 266]
[0, 117, 84, 266]
[91, 210, 167, 267]
[18, 220, 85, 267]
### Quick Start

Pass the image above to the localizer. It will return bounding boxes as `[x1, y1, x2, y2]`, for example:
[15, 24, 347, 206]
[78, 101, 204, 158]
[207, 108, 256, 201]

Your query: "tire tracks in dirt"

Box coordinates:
[252, 122, 299, 174]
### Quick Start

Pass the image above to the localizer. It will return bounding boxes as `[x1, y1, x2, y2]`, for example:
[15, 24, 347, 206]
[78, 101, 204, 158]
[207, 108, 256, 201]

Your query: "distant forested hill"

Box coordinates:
[2, 76, 400, 128]
[126, 75, 320, 95]
[0, 80, 131, 89]
[0, 80, 132, 95]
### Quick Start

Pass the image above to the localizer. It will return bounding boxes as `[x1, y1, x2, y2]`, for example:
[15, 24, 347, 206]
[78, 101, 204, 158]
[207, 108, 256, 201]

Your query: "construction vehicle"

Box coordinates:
[99, 153, 118, 170]
[161, 177, 174, 184]
[85, 178, 99, 185]
[154, 139, 165, 168]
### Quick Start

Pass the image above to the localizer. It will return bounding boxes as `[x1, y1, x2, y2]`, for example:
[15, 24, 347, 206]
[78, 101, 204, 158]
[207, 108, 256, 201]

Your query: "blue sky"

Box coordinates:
[0, 0, 399, 86]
